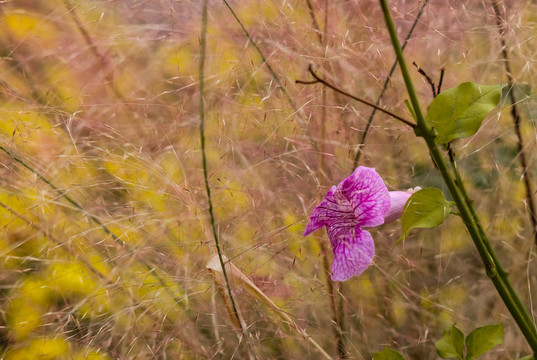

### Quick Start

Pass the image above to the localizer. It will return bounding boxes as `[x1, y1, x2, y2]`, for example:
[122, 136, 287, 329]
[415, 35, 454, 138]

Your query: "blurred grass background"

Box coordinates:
[0, 0, 537, 358]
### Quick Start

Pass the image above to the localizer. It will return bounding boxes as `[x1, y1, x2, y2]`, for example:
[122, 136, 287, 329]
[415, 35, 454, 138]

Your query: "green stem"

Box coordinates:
[379, 0, 537, 353]
[198, 1, 254, 358]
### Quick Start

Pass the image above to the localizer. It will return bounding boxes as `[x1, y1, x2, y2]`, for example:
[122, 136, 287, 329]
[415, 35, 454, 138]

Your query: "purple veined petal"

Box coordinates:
[384, 191, 412, 224]
[328, 225, 375, 281]
[339, 167, 390, 228]
[383, 187, 422, 224]
[303, 185, 357, 236]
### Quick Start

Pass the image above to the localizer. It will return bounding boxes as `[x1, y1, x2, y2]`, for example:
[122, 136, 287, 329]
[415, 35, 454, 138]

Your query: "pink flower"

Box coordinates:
[304, 167, 414, 281]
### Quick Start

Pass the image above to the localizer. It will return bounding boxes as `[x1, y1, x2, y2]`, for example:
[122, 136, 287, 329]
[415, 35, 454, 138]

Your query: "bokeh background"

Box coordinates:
[0, 0, 536, 358]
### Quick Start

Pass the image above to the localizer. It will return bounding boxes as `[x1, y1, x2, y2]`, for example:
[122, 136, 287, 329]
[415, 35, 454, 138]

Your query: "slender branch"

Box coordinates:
[413, 62, 437, 97]
[491, 0, 537, 246]
[297, 65, 416, 128]
[305, 0, 348, 355]
[63, 0, 126, 102]
[221, 0, 317, 148]
[353, 0, 429, 167]
[304, 1, 348, 355]
[198, 2, 255, 358]
[379, 0, 537, 353]
[305, 0, 323, 43]
[305, 0, 348, 356]
[437, 67, 445, 94]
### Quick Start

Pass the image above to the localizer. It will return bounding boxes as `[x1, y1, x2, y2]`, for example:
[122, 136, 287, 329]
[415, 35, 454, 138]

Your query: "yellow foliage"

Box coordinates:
[213, 180, 250, 220]
[420, 289, 434, 310]
[306, 236, 321, 256]
[6, 299, 42, 341]
[0, 104, 62, 156]
[357, 276, 376, 300]
[3, 12, 57, 41]
[165, 45, 196, 76]
[5, 337, 71, 360]
[214, 48, 239, 76]
[103, 154, 174, 212]
[46, 261, 97, 296]
[288, 239, 305, 260]
[77, 288, 111, 318]
[87, 254, 111, 277]
[135, 270, 181, 303]
[4, 13, 38, 39]
[441, 218, 471, 252]
[437, 309, 454, 328]
[173, 221, 203, 244]
[18, 277, 53, 308]
[234, 1, 280, 27]
[391, 297, 408, 327]
[158, 151, 185, 185]
[235, 224, 257, 244]
[74, 350, 111, 360]
[0, 192, 30, 229]
[0, 193, 49, 267]
[43, 66, 82, 112]
[440, 284, 467, 306]
[283, 212, 302, 235]
[513, 180, 527, 204]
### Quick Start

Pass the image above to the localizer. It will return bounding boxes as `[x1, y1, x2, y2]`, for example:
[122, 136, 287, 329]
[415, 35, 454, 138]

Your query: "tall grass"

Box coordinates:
[0, 0, 536, 358]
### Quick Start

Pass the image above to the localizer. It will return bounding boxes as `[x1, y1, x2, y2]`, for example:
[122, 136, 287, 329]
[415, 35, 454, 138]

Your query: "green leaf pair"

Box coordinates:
[435, 323, 503, 360]
[372, 323, 504, 360]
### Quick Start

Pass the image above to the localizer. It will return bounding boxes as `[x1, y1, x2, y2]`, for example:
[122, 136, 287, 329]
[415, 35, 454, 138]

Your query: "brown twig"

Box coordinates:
[305, 0, 323, 43]
[413, 62, 437, 97]
[222, 0, 318, 148]
[63, 0, 126, 102]
[352, 0, 429, 167]
[297, 65, 416, 128]
[437, 67, 445, 94]
[492, 0, 537, 246]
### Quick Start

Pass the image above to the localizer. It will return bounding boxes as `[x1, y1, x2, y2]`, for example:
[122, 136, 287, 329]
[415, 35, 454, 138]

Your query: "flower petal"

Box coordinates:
[384, 191, 412, 224]
[328, 226, 375, 281]
[303, 186, 356, 236]
[384, 187, 422, 224]
[340, 167, 390, 228]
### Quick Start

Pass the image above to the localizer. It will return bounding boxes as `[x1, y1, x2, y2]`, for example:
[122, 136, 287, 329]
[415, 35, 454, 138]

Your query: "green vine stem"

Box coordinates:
[378, 0, 537, 354]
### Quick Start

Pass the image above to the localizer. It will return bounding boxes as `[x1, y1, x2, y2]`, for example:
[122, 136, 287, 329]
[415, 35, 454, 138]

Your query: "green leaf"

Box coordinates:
[465, 323, 503, 360]
[373, 348, 406, 360]
[435, 324, 464, 359]
[426, 82, 502, 144]
[399, 188, 453, 241]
